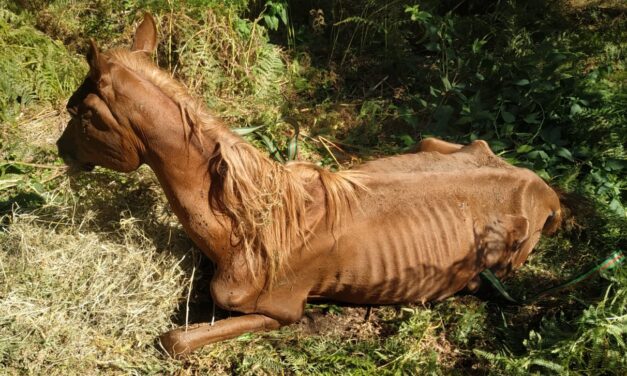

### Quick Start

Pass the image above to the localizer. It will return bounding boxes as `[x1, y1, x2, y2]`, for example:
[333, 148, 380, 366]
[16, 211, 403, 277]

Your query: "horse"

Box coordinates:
[56, 13, 562, 357]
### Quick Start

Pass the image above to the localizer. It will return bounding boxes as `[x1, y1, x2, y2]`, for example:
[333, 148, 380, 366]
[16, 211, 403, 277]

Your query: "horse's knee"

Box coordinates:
[255, 291, 307, 325]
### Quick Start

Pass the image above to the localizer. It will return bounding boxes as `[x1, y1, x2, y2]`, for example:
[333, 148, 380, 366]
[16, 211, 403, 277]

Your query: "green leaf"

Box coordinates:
[455, 116, 473, 125]
[441, 76, 452, 91]
[535, 150, 549, 161]
[374, 350, 389, 361]
[279, 7, 288, 25]
[263, 15, 279, 31]
[232, 124, 266, 135]
[523, 113, 540, 124]
[556, 147, 574, 162]
[514, 79, 530, 86]
[429, 86, 441, 97]
[259, 134, 285, 163]
[501, 111, 515, 123]
[236, 333, 254, 341]
[489, 139, 509, 152]
[570, 103, 583, 116]
[472, 38, 486, 54]
[530, 358, 564, 372]
[399, 106, 419, 127]
[604, 159, 624, 171]
[608, 198, 624, 215]
[480, 270, 518, 303]
[0, 173, 23, 190]
[399, 134, 415, 147]
[517, 144, 534, 153]
[537, 169, 550, 180]
[287, 134, 298, 161]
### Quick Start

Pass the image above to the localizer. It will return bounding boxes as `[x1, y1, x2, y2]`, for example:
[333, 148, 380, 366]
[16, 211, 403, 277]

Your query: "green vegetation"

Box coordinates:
[1, 0, 625, 374]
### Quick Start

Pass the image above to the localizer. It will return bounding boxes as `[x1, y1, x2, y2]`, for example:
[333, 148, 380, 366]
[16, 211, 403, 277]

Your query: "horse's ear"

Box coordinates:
[131, 12, 157, 53]
[86, 39, 109, 83]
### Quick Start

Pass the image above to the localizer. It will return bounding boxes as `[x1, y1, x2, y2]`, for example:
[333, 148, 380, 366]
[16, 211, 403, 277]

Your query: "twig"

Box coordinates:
[211, 262, 216, 326]
[40, 171, 65, 184]
[364, 306, 372, 321]
[17, 108, 60, 126]
[0, 257, 7, 290]
[1, 161, 64, 169]
[318, 136, 342, 168]
[184, 265, 196, 332]
[367, 75, 389, 95]
[211, 300, 216, 326]
[312, 135, 367, 153]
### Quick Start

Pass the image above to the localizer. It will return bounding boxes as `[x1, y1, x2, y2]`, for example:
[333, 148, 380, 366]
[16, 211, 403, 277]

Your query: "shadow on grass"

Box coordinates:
[0, 191, 46, 216]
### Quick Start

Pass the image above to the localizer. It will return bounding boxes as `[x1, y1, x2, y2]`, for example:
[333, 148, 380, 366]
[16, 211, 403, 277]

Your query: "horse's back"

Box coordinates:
[357, 139, 512, 174]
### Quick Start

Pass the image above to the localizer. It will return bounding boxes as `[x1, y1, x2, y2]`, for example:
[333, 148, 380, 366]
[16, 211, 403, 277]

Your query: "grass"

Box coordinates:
[0, 212, 186, 374]
[1, 0, 626, 374]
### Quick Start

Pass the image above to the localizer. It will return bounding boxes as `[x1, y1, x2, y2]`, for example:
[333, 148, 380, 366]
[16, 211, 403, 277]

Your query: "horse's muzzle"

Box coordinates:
[57, 136, 94, 172]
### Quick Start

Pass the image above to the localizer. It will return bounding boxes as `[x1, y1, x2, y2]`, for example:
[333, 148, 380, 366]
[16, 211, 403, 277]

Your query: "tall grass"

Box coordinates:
[0, 8, 84, 123]
[165, 7, 288, 130]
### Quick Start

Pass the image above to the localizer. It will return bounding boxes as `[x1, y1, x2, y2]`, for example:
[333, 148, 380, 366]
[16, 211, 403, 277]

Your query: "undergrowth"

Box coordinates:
[0, 0, 625, 375]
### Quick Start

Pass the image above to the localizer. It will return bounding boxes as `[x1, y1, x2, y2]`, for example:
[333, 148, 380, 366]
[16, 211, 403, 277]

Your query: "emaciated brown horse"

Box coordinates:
[57, 14, 562, 357]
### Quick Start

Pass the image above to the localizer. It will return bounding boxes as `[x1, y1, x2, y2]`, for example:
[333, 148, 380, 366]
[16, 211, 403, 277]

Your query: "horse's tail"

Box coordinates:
[540, 184, 565, 235]
[543, 207, 562, 235]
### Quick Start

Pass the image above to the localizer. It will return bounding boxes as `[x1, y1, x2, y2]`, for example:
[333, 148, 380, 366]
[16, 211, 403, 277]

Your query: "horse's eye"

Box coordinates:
[80, 111, 92, 129]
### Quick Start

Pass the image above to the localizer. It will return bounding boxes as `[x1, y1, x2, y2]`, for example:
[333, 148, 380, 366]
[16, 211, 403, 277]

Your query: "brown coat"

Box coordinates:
[56, 14, 561, 357]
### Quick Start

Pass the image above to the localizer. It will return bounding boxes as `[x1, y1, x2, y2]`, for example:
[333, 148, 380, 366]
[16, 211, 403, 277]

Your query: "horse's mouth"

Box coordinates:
[63, 158, 95, 174]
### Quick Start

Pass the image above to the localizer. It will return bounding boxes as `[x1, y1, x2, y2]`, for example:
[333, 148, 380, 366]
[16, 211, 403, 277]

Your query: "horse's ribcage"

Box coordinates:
[324, 199, 476, 304]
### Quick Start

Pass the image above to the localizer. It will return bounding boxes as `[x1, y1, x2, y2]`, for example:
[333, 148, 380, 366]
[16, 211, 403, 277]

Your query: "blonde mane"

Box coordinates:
[105, 49, 365, 286]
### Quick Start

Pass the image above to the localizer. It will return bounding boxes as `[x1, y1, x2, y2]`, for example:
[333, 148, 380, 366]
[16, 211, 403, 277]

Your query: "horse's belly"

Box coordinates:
[310, 200, 477, 304]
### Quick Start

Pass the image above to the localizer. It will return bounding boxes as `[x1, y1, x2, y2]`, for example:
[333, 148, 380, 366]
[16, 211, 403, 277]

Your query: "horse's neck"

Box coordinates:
[143, 122, 235, 264]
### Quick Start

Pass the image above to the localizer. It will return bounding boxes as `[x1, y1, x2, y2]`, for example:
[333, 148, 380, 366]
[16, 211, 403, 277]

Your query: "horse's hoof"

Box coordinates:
[466, 276, 482, 293]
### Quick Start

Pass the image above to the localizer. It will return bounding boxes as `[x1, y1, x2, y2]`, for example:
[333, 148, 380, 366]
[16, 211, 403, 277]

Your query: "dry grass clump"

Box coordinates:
[162, 8, 289, 130]
[0, 209, 189, 375]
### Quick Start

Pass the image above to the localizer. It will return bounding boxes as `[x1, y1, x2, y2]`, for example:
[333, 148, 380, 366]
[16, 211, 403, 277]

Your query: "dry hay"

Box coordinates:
[0, 207, 189, 374]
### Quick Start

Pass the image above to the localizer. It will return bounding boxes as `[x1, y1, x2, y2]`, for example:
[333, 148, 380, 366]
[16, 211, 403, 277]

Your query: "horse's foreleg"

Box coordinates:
[417, 138, 463, 154]
[159, 314, 281, 357]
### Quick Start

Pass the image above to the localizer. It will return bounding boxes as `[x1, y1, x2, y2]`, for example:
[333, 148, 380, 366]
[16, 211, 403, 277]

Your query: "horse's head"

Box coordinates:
[57, 14, 159, 172]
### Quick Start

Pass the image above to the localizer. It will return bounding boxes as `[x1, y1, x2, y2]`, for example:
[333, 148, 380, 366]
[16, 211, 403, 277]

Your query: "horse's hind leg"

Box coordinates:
[416, 138, 463, 154]
[159, 314, 281, 357]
